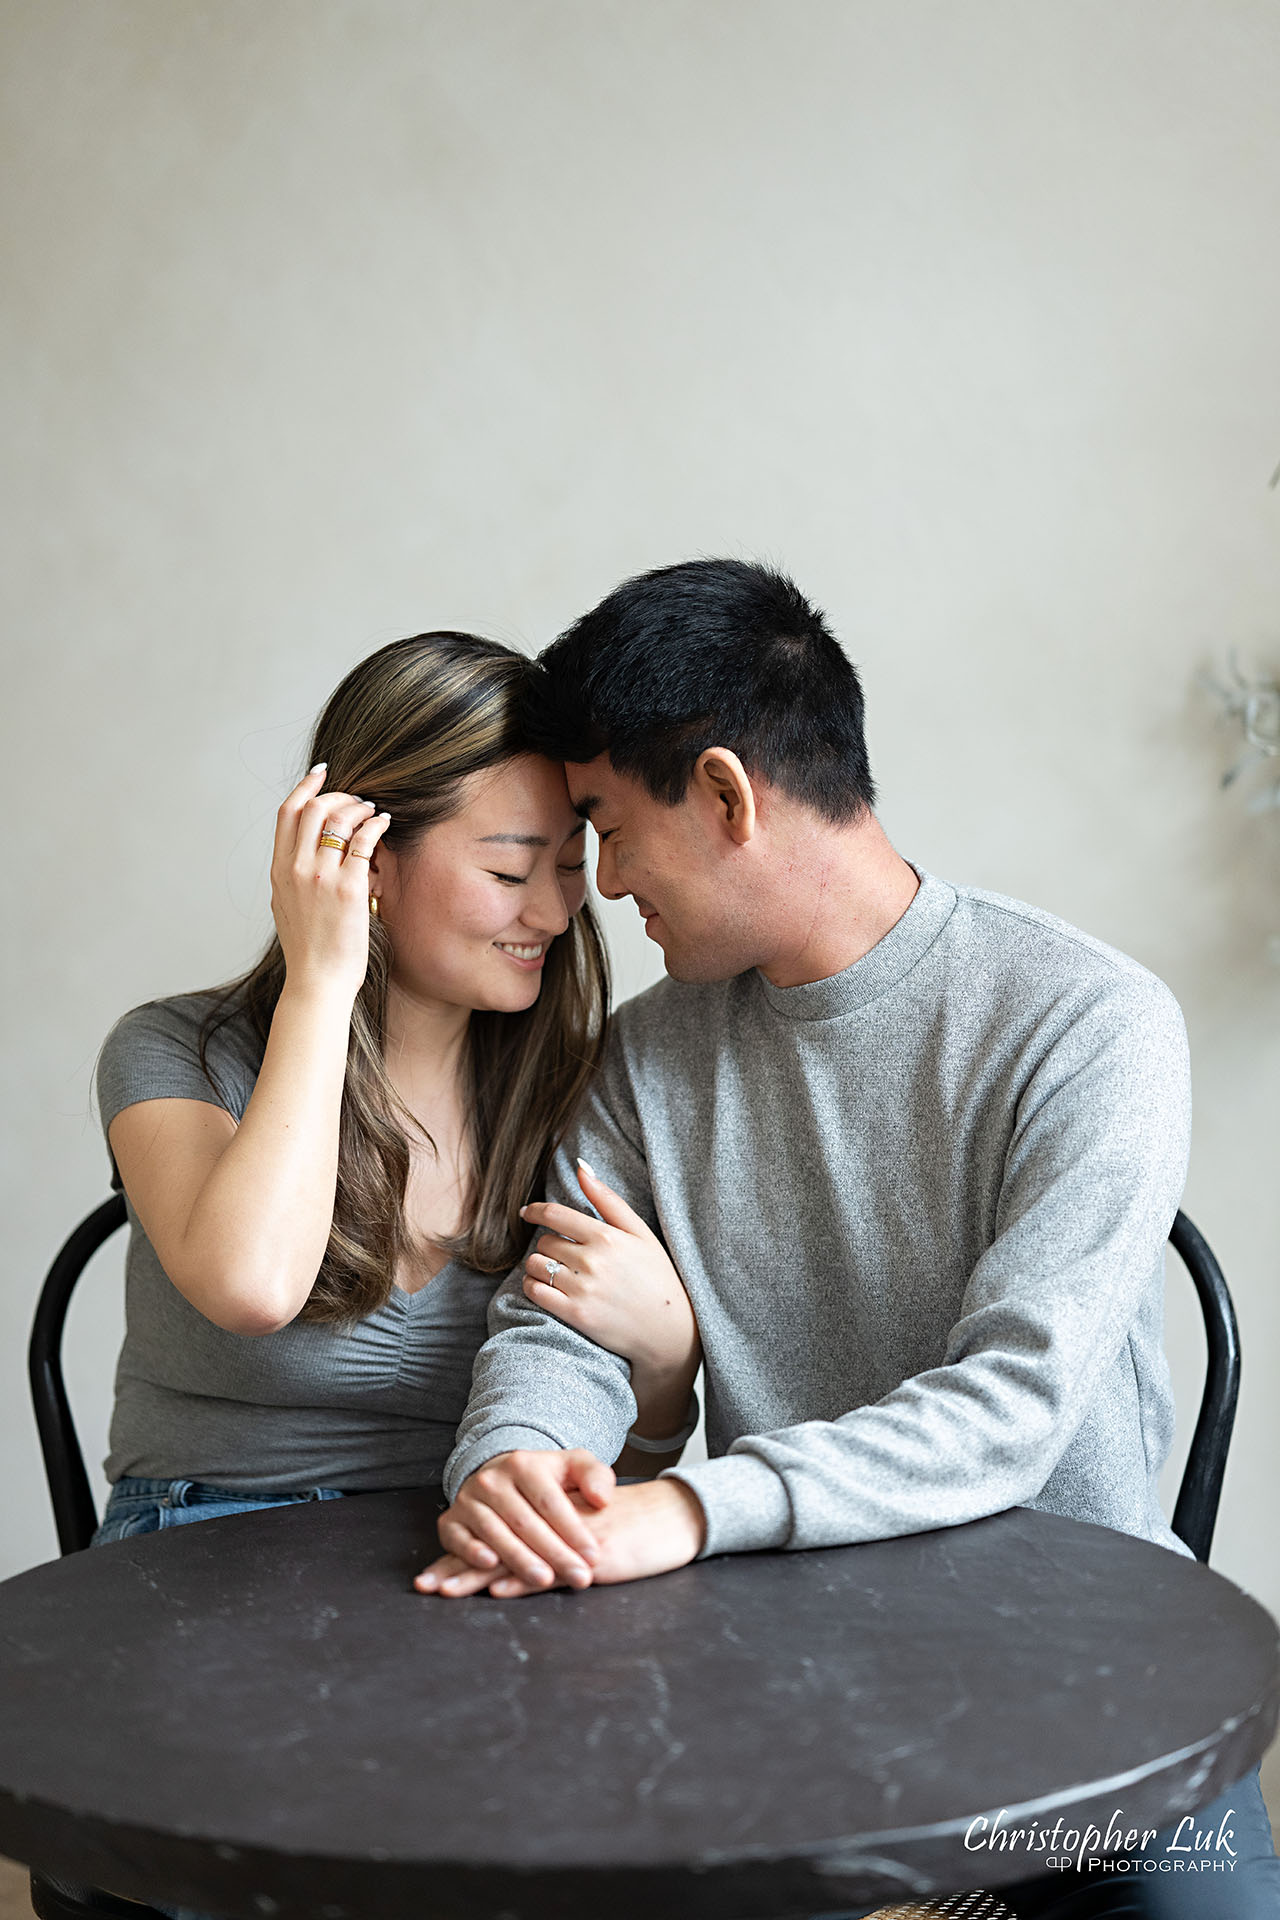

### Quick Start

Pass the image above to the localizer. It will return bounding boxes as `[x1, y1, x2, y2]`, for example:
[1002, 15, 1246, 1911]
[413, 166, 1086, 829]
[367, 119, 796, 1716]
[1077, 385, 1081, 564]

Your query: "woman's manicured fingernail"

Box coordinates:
[309, 761, 327, 773]
[577, 1159, 596, 1178]
[519, 1205, 529, 1217]
[415, 1573, 437, 1590]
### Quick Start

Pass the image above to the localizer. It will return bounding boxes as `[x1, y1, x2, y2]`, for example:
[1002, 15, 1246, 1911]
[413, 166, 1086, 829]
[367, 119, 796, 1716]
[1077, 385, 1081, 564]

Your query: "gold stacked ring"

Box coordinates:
[318, 831, 350, 853]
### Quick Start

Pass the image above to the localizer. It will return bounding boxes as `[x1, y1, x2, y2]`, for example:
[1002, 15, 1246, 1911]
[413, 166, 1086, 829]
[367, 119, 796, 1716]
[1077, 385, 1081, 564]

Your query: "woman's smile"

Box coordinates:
[494, 939, 547, 969]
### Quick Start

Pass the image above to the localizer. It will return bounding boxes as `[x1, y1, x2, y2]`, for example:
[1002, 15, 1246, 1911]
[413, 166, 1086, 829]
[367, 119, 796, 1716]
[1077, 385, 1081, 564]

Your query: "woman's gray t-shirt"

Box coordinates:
[96, 991, 499, 1492]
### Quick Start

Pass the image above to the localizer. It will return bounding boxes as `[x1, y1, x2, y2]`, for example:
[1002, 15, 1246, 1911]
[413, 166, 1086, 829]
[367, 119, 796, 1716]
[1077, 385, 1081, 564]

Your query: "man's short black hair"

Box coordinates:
[523, 558, 876, 823]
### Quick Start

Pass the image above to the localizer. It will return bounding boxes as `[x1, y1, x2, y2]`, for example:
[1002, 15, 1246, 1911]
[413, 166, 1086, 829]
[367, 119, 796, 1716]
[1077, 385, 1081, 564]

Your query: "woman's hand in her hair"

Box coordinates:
[519, 1162, 701, 1384]
[270, 764, 391, 1003]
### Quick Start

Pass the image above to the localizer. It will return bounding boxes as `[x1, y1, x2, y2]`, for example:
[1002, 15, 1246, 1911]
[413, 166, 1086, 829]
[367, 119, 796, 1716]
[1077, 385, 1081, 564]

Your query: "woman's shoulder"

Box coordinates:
[97, 987, 266, 1130]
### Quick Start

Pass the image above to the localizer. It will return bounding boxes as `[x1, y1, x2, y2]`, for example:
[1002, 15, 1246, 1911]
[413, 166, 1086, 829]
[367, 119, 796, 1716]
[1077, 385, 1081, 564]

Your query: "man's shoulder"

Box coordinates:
[947, 880, 1179, 1011]
[612, 971, 746, 1029]
[609, 972, 750, 1059]
[935, 879, 1189, 1085]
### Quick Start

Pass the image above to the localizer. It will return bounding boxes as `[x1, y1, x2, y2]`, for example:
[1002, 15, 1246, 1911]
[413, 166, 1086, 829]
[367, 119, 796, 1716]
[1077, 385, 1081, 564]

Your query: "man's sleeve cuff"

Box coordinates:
[442, 1426, 564, 1503]
[660, 1451, 793, 1558]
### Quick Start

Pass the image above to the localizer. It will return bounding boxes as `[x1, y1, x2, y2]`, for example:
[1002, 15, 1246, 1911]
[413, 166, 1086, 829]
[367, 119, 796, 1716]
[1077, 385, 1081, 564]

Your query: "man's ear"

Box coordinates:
[692, 748, 756, 846]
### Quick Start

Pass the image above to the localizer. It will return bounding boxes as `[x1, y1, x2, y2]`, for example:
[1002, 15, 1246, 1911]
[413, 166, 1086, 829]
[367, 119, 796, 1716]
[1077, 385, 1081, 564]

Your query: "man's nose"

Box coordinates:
[594, 840, 624, 901]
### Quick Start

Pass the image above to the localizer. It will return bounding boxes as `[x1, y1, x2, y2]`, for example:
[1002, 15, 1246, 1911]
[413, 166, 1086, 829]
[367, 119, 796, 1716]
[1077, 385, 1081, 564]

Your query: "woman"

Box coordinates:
[93, 630, 700, 1556]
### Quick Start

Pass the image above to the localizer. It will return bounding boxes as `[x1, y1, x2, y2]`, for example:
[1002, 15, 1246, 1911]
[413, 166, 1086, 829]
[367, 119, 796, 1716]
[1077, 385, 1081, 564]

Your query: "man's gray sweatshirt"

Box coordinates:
[445, 867, 1194, 1561]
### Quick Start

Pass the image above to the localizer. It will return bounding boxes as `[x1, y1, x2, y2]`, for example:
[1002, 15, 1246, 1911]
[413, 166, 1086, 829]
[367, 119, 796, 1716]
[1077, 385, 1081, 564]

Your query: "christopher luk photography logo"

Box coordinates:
[963, 1798, 1238, 1875]
[858, 1801, 1242, 1920]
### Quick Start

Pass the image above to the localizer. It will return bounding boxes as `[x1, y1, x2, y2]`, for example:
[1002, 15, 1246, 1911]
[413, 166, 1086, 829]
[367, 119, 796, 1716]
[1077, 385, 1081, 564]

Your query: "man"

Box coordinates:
[417, 558, 1280, 1917]
[418, 556, 1192, 1596]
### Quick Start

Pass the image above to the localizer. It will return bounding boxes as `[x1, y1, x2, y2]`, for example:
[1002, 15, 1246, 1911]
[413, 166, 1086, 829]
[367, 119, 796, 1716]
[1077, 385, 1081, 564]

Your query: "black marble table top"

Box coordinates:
[0, 1490, 1275, 1920]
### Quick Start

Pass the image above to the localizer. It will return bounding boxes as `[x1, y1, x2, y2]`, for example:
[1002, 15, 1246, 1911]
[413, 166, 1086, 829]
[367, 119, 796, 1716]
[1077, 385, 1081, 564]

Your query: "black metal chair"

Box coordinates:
[27, 1192, 167, 1920]
[1166, 1210, 1241, 1565]
[29, 1194, 127, 1558]
[22, 1198, 1241, 1919]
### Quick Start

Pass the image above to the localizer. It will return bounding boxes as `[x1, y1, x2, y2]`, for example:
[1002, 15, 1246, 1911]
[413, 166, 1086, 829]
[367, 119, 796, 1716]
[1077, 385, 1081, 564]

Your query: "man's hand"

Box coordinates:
[415, 1477, 707, 1598]
[415, 1449, 617, 1595]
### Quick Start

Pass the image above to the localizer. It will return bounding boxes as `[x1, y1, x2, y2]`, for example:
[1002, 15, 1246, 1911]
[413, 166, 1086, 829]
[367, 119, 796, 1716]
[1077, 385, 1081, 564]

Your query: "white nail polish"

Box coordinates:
[309, 761, 327, 773]
[577, 1158, 596, 1178]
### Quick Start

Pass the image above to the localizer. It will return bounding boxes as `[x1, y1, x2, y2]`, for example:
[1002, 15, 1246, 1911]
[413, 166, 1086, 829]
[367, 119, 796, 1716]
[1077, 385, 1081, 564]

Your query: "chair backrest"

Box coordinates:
[29, 1198, 1241, 1562]
[26, 1203, 170, 1920]
[29, 1193, 126, 1554]
[1166, 1211, 1241, 1563]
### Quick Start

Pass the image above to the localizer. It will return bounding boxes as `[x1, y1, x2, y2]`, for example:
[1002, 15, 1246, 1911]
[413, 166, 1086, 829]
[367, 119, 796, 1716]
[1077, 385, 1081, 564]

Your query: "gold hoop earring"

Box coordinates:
[369, 896, 380, 919]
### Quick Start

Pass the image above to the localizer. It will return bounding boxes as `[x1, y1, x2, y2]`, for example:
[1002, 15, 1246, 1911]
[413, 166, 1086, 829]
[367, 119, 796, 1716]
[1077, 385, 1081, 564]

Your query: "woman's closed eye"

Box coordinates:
[491, 862, 586, 886]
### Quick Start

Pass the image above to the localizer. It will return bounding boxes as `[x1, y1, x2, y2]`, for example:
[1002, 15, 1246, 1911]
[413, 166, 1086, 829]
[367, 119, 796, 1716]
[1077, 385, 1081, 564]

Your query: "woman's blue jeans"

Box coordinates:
[92, 1474, 346, 1545]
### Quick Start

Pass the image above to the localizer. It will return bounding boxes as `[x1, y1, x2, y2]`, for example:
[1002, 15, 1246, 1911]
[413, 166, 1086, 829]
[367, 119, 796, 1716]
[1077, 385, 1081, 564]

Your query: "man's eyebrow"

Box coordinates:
[571, 795, 602, 819]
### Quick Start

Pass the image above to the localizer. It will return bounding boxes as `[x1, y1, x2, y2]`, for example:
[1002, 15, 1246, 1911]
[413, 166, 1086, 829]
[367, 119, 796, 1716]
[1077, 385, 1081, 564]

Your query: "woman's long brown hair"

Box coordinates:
[192, 631, 609, 1323]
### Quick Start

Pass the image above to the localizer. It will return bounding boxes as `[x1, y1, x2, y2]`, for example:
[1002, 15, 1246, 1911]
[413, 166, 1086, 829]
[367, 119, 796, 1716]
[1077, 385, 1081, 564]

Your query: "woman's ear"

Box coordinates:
[367, 837, 396, 895]
[693, 748, 756, 846]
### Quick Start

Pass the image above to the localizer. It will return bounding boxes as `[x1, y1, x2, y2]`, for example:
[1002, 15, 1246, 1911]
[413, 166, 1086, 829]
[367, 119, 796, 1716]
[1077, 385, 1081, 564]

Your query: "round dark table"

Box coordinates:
[0, 1491, 1275, 1920]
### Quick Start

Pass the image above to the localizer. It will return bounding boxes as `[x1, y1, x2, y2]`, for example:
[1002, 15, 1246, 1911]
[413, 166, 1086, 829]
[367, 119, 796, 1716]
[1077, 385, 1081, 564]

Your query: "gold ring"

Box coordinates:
[318, 832, 350, 853]
[346, 850, 371, 861]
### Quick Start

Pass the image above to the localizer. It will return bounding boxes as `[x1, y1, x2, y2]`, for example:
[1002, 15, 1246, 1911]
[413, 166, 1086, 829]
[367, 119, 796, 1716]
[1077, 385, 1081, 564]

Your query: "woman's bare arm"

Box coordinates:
[107, 767, 389, 1334]
[109, 980, 355, 1333]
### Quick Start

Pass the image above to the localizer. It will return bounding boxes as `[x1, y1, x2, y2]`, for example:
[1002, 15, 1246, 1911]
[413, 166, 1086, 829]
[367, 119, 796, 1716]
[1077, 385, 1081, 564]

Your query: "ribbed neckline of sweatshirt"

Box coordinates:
[753, 863, 957, 1020]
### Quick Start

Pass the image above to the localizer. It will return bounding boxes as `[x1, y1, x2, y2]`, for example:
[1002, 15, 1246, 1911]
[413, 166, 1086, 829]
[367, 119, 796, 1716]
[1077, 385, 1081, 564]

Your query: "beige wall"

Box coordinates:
[4, 0, 1280, 1810]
